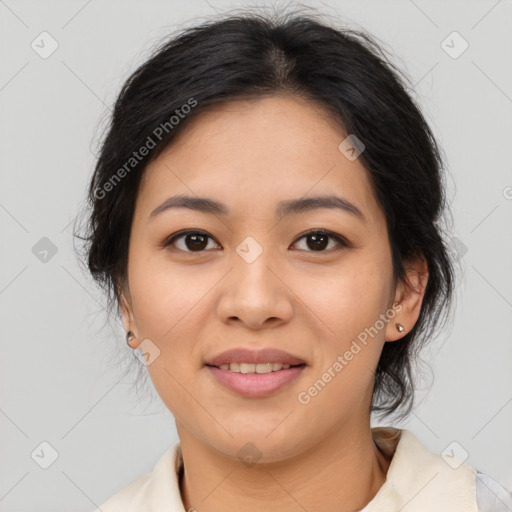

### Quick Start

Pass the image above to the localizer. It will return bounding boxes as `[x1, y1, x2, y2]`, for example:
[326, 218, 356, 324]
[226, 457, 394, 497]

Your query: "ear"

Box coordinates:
[385, 253, 429, 342]
[117, 278, 141, 349]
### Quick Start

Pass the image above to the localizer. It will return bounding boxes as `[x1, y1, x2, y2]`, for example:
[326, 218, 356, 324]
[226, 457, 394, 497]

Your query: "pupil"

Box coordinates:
[187, 233, 207, 251]
[308, 233, 328, 251]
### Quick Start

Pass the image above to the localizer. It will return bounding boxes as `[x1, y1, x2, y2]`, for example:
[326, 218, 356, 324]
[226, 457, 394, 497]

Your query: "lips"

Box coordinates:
[204, 347, 307, 367]
[207, 364, 306, 397]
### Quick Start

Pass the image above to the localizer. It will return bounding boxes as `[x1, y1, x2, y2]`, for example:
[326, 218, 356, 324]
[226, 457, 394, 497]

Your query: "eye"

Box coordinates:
[163, 230, 220, 252]
[291, 229, 351, 252]
[163, 228, 351, 253]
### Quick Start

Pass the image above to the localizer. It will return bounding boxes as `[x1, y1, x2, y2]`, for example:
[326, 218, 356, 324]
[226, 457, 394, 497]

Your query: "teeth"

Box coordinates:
[217, 362, 292, 373]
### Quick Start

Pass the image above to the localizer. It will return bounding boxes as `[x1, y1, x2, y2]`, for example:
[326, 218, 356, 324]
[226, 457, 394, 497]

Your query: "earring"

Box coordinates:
[395, 323, 405, 333]
[126, 330, 137, 348]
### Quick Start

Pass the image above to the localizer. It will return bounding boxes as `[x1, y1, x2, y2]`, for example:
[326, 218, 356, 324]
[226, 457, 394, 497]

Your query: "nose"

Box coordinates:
[216, 252, 294, 330]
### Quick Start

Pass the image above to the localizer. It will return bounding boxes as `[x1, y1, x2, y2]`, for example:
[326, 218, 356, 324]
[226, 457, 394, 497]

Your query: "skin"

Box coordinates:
[119, 94, 429, 512]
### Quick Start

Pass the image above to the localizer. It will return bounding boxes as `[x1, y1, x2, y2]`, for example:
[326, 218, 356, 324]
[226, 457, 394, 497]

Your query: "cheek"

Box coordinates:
[127, 260, 206, 414]
[127, 255, 219, 401]
[293, 258, 391, 343]
[290, 257, 392, 405]
[292, 270, 389, 421]
[128, 253, 214, 339]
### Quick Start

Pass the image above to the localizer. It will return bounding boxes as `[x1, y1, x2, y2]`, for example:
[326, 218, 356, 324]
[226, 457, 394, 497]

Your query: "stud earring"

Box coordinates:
[126, 330, 137, 348]
[395, 323, 405, 333]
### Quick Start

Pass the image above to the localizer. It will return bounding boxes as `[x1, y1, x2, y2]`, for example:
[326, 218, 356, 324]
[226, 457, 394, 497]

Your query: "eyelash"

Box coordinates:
[162, 229, 351, 253]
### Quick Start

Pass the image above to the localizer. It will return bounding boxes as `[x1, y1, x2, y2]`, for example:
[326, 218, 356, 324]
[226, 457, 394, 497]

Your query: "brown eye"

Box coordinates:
[292, 229, 350, 252]
[163, 228, 350, 254]
[164, 230, 219, 252]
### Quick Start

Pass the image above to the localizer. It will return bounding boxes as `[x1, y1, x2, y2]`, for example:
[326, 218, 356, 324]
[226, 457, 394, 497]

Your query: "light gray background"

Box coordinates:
[1, 0, 511, 510]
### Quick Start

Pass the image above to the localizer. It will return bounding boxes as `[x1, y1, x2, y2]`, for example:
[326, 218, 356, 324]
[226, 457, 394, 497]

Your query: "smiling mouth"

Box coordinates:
[205, 362, 306, 374]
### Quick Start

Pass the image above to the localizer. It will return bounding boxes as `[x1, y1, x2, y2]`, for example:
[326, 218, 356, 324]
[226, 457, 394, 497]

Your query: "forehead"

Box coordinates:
[137, 95, 382, 224]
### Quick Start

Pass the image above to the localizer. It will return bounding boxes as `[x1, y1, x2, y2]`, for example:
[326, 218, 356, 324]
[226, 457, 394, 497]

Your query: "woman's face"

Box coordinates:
[120, 95, 421, 461]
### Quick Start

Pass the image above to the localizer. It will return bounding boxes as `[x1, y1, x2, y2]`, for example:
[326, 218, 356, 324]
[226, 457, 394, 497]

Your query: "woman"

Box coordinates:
[76, 6, 512, 511]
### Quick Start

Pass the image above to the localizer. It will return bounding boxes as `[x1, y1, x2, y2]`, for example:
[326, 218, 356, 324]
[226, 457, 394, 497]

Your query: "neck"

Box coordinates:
[177, 421, 391, 512]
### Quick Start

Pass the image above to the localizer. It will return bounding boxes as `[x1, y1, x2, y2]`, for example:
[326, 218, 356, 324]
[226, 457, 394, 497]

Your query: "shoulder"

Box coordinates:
[475, 471, 512, 512]
[91, 441, 184, 512]
[94, 473, 151, 511]
[368, 427, 511, 512]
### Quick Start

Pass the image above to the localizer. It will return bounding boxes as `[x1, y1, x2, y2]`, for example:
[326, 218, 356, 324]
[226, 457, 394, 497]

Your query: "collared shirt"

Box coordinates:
[94, 427, 512, 511]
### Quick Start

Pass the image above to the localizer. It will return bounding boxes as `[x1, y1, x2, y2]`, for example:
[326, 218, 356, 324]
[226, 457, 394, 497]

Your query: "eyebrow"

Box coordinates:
[149, 194, 366, 222]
